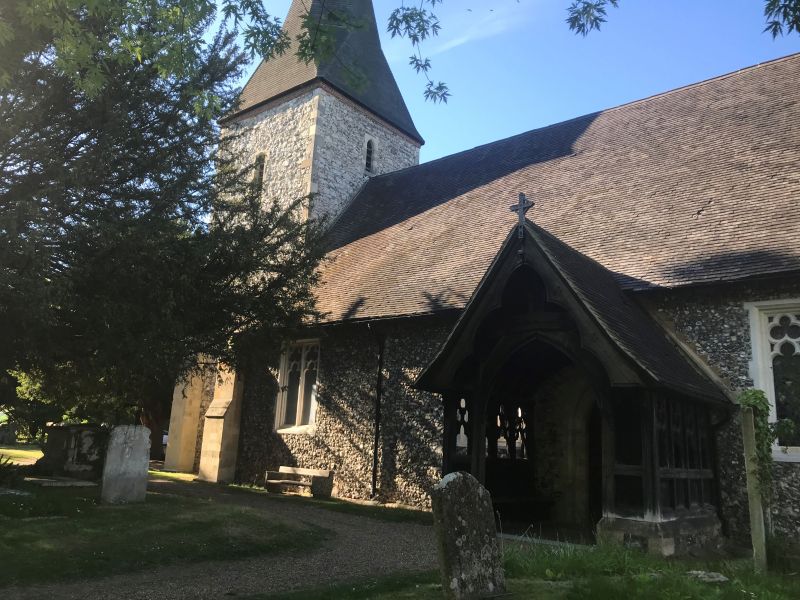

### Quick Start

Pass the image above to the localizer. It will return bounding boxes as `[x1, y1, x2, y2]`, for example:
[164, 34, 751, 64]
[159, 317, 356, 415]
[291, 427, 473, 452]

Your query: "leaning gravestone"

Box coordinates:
[101, 425, 150, 504]
[430, 471, 506, 599]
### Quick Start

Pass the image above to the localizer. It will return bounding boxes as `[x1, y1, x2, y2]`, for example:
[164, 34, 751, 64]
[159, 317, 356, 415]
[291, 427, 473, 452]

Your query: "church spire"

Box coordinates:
[235, 0, 423, 144]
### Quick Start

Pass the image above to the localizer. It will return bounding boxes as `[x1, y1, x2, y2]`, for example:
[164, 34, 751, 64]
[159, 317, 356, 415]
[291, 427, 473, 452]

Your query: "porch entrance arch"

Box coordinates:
[417, 221, 732, 552]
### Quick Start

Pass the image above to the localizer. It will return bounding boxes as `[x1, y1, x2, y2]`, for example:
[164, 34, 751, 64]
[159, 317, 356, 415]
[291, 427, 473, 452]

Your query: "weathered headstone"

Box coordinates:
[0, 421, 17, 445]
[431, 471, 506, 599]
[35, 424, 108, 480]
[101, 425, 150, 504]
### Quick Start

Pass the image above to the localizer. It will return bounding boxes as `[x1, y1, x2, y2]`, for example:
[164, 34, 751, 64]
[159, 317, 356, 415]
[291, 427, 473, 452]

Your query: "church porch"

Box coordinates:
[417, 215, 733, 555]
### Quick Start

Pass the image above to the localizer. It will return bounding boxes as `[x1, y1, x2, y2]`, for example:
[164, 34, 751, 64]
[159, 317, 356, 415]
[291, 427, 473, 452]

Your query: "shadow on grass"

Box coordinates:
[0, 484, 331, 588]
[226, 484, 433, 526]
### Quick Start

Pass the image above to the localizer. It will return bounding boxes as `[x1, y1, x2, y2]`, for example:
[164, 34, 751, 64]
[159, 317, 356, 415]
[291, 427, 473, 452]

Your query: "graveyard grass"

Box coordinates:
[0, 483, 329, 587]
[0, 444, 43, 465]
[256, 543, 800, 600]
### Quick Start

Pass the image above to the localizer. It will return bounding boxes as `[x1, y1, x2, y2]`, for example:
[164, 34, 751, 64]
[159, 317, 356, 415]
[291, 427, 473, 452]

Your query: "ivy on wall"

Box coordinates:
[738, 389, 796, 503]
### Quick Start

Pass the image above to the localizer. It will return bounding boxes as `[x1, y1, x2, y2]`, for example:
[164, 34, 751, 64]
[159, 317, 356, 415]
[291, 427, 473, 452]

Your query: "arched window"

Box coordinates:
[276, 341, 320, 429]
[365, 139, 374, 172]
[253, 153, 266, 192]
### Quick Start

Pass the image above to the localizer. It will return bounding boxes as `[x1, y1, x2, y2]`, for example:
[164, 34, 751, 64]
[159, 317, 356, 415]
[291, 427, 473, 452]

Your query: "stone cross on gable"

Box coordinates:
[509, 193, 534, 239]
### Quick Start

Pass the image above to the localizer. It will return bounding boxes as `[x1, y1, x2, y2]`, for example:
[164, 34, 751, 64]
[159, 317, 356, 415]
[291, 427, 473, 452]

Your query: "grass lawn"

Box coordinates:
[0, 484, 330, 588]
[253, 543, 800, 600]
[148, 469, 197, 482]
[0, 444, 43, 465]
[254, 571, 568, 600]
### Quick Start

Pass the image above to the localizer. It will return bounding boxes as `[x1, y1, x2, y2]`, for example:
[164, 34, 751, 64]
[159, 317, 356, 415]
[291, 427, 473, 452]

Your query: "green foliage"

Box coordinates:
[566, 1, 620, 36]
[0, 454, 22, 487]
[765, 0, 800, 36]
[738, 389, 795, 502]
[1, 11, 326, 433]
[3, 371, 67, 441]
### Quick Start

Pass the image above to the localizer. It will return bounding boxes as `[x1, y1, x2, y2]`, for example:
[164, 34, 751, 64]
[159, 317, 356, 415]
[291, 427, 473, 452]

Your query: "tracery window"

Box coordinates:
[747, 300, 800, 457]
[767, 312, 800, 446]
[276, 341, 319, 430]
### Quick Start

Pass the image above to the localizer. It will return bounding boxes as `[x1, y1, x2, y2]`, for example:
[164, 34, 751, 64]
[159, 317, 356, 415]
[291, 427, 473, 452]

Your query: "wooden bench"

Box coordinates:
[265, 466, 334, 499]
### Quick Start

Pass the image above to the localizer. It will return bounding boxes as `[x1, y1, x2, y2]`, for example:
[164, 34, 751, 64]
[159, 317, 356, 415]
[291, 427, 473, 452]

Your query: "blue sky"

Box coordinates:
[252, 1, 800, 162]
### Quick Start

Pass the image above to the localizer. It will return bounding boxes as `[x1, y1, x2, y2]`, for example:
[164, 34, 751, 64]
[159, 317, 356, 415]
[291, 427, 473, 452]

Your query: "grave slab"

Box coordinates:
[101, 425, 150, 504]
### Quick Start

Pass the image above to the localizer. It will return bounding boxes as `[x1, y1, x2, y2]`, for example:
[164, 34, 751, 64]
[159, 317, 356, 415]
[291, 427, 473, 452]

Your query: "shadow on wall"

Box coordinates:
[378, 333, 445, 506]
[325, 113, 599, 252]
[234, 337, 382, 501]
[234, 325, 447, 507]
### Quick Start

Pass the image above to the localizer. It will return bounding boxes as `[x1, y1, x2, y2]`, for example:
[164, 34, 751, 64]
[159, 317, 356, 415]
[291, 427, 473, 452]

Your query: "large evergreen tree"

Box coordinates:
[0, 10, 324, 452]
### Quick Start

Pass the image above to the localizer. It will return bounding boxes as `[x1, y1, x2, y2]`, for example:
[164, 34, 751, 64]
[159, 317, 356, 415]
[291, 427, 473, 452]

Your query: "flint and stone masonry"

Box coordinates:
[235, 318, 452, 507]
[225, 84, 420, 224]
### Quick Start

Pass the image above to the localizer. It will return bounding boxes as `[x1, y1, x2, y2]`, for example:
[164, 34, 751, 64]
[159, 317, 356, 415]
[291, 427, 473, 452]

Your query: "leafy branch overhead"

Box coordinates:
[0, 1, 798, 105]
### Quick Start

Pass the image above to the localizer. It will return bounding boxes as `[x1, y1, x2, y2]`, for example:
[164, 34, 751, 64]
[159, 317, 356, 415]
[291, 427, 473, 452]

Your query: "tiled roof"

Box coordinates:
[318, 53, 800, 322]
[529, 223, 728, 402]
[416, 222, 729, 403]
[232, 0, 422, 143]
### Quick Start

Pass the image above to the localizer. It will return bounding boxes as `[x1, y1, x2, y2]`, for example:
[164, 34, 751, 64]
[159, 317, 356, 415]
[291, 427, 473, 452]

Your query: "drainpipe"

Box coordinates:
[368, 324, 386, 499]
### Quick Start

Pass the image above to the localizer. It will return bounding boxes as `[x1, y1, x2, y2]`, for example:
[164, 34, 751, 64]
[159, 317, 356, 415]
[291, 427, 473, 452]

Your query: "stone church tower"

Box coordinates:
[225, 0, 423, 223]
[164, 0, 422, 479]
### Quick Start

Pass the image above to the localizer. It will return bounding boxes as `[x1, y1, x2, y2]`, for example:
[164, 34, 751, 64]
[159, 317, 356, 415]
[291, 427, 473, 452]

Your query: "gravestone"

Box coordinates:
[0, 421, 17, 445]
[430, 471, 506, 599]
[35, 424, 108, 480]
[101, 425, 150, 504]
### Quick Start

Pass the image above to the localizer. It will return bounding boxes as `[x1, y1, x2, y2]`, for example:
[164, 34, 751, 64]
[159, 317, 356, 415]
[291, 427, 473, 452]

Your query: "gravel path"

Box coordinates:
[4, 478, 437, 600]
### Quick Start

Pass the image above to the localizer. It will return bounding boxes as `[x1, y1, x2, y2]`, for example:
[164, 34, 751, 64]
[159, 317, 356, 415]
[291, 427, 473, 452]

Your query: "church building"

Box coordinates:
[164, 0, 800, 555]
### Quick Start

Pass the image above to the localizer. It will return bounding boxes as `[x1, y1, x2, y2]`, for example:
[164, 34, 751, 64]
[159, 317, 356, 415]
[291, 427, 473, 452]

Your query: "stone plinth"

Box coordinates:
[431, 471, 506, 599]
[597, 510, 723, 557]
[101, 425, 150, 504]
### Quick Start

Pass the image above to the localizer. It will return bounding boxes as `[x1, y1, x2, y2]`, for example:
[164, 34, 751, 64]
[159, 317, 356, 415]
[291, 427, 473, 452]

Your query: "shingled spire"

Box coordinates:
[234, 0, 423, 143]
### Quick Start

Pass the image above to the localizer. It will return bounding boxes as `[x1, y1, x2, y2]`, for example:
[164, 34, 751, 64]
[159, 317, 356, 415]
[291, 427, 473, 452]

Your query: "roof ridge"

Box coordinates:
[594, 51, 800, 116]
[366, 51, 800, 176]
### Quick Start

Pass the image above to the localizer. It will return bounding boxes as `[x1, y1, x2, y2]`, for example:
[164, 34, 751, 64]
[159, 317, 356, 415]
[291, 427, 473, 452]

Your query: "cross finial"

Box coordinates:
[509, 193, 534, 238]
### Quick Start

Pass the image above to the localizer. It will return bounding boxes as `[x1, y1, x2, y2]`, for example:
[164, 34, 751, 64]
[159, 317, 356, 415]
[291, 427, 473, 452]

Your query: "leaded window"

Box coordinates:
[767, 312, 800, 446]
[276, 341, 319, 429]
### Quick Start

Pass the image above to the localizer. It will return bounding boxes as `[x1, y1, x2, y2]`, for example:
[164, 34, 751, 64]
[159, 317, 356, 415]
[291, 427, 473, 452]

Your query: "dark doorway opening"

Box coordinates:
[484, 341, 603, 543]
